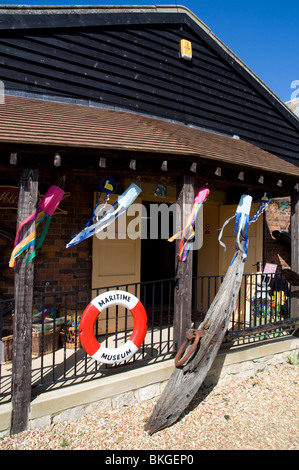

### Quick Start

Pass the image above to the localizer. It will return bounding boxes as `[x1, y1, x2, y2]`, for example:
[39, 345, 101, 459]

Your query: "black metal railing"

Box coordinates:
[0, 278, 176, 401]
[0, 272, 294, 401]
[193, 272, 291, 331]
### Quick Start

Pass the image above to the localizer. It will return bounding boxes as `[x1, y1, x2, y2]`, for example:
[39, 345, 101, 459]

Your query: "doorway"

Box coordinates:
[140, 201, 176, 326]
[140, 201, 175, 283]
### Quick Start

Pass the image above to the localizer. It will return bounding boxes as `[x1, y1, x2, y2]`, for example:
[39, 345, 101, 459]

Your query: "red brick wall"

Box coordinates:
[0, 208, 16, 299]
[0, 174, 95, 300]
[33, 179, 93, 294]
[264, 197, 291, 271]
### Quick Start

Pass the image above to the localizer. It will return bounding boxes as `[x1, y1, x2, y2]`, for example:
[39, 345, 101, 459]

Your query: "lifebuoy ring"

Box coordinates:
[79, 290, 148, 364]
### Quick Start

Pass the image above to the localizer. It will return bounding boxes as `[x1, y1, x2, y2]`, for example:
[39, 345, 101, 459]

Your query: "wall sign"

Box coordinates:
[0, 185, 69, 214]
[180, 39, 192, 60]
[0, 186, 19, 209]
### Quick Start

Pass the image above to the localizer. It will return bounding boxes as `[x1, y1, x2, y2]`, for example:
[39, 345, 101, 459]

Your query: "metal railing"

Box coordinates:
[0, 278, 176, 401]
[192, 272, 291, 331]
[0, 272, 294, 401]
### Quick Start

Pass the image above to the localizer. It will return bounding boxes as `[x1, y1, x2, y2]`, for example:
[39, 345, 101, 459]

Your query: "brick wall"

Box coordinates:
[264, 197, 291, 271]
[33, 178, 93, 294]
[0, 173, 96, 300]
[0, 208, 16, 299]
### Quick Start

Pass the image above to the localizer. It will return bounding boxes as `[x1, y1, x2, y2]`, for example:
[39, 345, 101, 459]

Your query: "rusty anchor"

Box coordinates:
[174, 328, 207, 367]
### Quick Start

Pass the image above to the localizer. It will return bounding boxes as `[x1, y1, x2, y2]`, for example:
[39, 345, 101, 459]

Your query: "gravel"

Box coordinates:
[0, 363, 298, 450]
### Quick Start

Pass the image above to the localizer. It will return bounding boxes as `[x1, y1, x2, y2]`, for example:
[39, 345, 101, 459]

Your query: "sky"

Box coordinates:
[0, 0, 298, 103]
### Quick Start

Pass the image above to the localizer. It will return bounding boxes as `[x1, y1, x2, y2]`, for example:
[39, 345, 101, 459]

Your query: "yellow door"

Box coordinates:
[196, 201, 222, 317]
[197, 201, 219, 277]
[92, 193, 142, 334]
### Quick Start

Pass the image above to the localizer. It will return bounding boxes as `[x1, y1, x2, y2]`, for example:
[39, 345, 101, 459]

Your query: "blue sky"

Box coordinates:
[1, 0, 298, 103]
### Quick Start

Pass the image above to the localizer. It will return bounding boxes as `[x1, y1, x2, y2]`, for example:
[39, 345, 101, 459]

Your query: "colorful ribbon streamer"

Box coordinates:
[9, 185, 65, 268]
[218, 194, 253, 262]
[168, 188, 210, 261]
[66, 182, 142, 248]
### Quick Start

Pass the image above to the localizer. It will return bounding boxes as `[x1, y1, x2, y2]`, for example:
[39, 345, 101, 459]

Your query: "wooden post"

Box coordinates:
[11, 169, 39, 435]
[173, 175, 194, 349]
[291, 192, 299, 318]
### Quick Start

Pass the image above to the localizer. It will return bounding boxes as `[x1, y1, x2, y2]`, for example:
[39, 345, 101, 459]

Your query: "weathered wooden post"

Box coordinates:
[291, 192, 299, 317]
[173, 175, 194, 349]
[10, 169, 39, 435]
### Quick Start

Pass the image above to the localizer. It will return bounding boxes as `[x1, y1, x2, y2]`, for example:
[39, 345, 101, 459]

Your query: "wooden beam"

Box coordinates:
[173, 175, 194, 349]
[146, 254, 245, 434]
[291, 192, 299, 318]
[224, 317, 299, 343]
[10, 169, 39, 435]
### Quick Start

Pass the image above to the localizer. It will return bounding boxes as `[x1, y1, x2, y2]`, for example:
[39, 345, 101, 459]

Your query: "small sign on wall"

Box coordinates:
[204, 223, 211, 235]
[0, 186, 19, 209]
[180, 39, 192, 60]
[0, 185, 70, 214]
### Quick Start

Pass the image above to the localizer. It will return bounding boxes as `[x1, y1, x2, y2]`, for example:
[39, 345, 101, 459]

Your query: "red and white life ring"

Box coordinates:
[79, 290, 148, 364]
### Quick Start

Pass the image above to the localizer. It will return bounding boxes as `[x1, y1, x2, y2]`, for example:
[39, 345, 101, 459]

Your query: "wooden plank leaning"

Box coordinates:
[145, 253, 245, 435]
